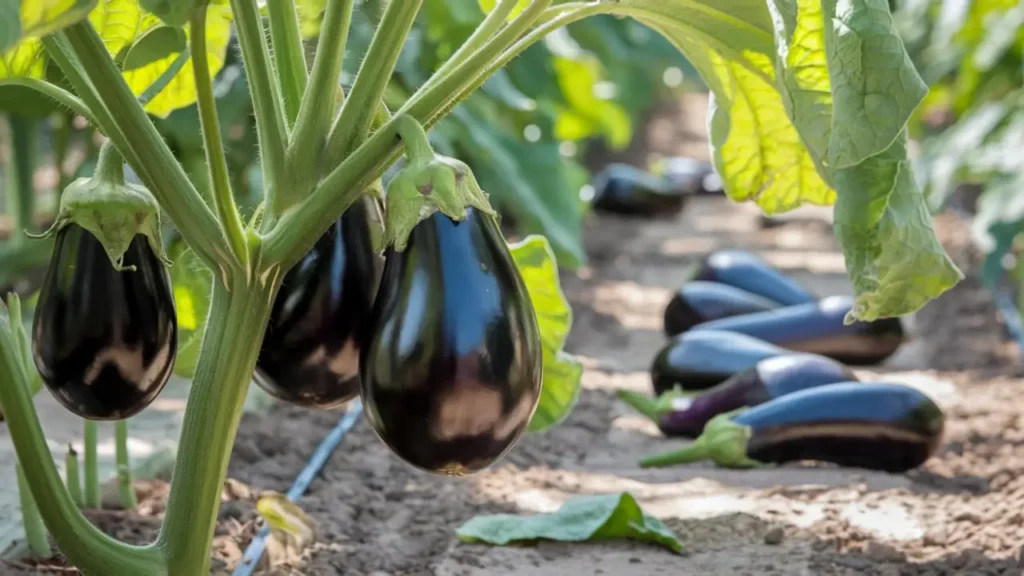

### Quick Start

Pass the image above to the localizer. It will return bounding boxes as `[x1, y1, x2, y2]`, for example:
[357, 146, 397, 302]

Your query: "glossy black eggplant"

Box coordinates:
[589, 163, 685, 216]
[650, 329, 788, 395]
[640, 382, 945, 472]
[620, 353, 857, 438]
[687, 250, 816, 306]
[360, 208, 543, 476]
[663, 281, 780, 337]
[691, 295, 905, 366]
[255, 198, 381, 408]
[32, 224, 177, 420]
[660, 157, 723, 195]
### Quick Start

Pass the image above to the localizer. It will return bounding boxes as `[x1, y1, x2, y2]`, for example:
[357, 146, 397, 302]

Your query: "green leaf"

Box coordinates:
[477, 0, 529, 20]
[121, 25, 186, 71]
[138, 0, 192, 28]
[508, 235, 582, 433]
[0, 37, 46, 79]
[456, 492, 683, 554]
[551, 54, 632, 149]
[5, 0, 98, 52]
[167, 237, 211, 379]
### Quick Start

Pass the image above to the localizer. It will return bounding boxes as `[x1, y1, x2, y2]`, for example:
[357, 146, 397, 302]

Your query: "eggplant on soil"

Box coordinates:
[589, 163, 685, 217]
[691, 295, 905, 366]
[650, 329, 789, 395]
[663, 280, 780, 337]
[360, 208, 543, 476]
[32, 224, 177, 420]
[621, 353, 857, 438]
[639, 382, 944, 473]
[255, 197, 381, 408]
[685, 249, 816, 306]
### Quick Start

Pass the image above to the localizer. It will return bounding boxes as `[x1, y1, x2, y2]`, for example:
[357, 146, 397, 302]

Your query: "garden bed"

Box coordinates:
[6, 194, 1024, 576]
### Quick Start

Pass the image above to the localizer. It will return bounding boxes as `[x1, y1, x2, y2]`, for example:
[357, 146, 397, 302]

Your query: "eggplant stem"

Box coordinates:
[639, 439, 710, 468]
[639, 412, 763, 469]
[83, 420, 100, 508]
[615, 389, 662, 423]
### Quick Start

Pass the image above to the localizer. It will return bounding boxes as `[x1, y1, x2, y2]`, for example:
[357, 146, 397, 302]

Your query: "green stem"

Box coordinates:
[638, 414, 762, 469]
[17, 461, 52, 558]
[615, 390, 663, 423]
[0, 79, 97, 126]
[157, 263, 279, 575]
[115, 420, 137, 510]
[416, 0, 517, 95]
[324, 0, 423, 165]
[83, 420, 100, 508]
[0, 302, 165, 574]
[394, 114, 434, 164]
[638, 441, 711, 468]
[228, 0, 288, 219]
[65, 445, 83, 507]
[283, 0, 354, 211]
[55, 25, 235, 275]
[191, 5, 249, 267]
[7, 115, 38, 243]
[266, 0, 308, 125]
[95, 140, 125, 185]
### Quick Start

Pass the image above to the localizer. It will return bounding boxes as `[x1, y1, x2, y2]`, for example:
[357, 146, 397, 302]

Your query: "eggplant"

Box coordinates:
[687, 250, 816, 306]
[255, 198, 381, 408]
[589, 163, 685, 216]
[32, 224, 177, 420]
[360, 208, 543, 476]
[650, 329, 788, 395]
[691, 295, 904, 366]
[639, 382, 944, 472]
[660, 157, 723, 196]
[663, 281, 780, 337]
[621, 353, 857, 438]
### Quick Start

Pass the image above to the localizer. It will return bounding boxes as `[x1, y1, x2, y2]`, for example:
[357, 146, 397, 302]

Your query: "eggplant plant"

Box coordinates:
[0, 0, 964, 573]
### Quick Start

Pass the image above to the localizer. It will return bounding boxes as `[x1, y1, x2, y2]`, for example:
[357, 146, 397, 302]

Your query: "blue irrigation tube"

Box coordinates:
[231, 399, 364, 576]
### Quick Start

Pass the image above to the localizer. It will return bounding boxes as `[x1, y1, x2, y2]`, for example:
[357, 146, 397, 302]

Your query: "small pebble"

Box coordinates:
[628, 557, 643, 564]
[763, 526, 785, 545]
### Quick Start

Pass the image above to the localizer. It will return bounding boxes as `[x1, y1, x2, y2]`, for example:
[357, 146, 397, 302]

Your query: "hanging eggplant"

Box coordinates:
[589, 163, 685, 216]
[687, 250, 816, 306]
[639, 382, 945, 472]
[620, 353, 857, 438]
[33, 224, 177, 420]
[663, 281, 780, 337]
[360, 207, 543, 476]
[255, 197, 382, 408]
[691, 295, 904, 366]
[650, 329, 788, 395]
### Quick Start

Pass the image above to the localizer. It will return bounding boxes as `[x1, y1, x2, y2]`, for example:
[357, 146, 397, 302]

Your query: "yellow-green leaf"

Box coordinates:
[551, 55, 632, 149]
[7, 0, 97, 50]
[0, 37, 46, 78]
[296, 0, 328, 38]
[477, 0, 529, 20]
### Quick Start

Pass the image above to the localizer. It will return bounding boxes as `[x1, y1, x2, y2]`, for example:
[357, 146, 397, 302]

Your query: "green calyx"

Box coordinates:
[638, 410, 765, 469]
[382, 115, 496, 251]
[616, 386, 693, 423]
[29, 142, 169, 271]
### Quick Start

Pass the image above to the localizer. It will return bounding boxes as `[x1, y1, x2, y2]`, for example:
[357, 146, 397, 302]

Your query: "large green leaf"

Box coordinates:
[167, 237, 212, 379]
[457, 493, 683, 554]
[2, 0, 98, 52]
[508, 235, 582, 433]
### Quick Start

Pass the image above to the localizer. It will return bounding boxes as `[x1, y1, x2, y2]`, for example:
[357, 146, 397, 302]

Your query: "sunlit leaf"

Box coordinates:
[121, 25, 186, 71]
[4, 0, 97, 52]
[477, 0, 529, 20]
[0, 37, 46, 78]
[167, 238, 211, 379]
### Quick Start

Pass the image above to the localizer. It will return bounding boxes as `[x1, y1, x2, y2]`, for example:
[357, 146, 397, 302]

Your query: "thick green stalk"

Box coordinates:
[7, 115, 38, 243]
[0, 303, 165, 575]
[115, 420, 137, 509]
[65, 446, 83, 507]
[0, 80, 96, 126]
[83, 420, 100, 508]
[17, 462, 51, 558]
[266, 0, 308, 125]
[227, 0, 289, 219]
[191, 5, 248, 267]
[282, 0, 355, 211]
[393, 114, 434, 164]
[324, 0, 423, 165]
[56, 25, 235, 275]
[156, 259, 280, 575]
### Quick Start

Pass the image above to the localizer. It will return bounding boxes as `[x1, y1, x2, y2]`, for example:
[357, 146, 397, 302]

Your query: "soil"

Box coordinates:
[7, 96, 1024, 575]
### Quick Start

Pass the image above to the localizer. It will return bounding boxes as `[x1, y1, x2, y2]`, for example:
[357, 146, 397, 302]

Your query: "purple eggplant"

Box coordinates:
[663, 281, 780, 337]
[650, 329, 788, 395]
[690, 295, 904, 366]
[639, 382, 944, 473]
[620, 353, 857, 438]
[687, 250, 816, 306]
[660, 156, 723, 196]
[590, 163, 685, 216]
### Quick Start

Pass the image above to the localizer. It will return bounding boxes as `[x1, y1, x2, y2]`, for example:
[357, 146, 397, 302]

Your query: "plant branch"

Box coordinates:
[6, 115, 37, 244]
[324, 0, 423, 165]
[83, 420, 100, 508]
[55, 25, 237, 276]
[192, 5, 249, 267]
[0, 80, 97, 126]
[115, 420, 137, 509]
[65, 446, 83, 507]
[266, 0, 308, 125]
[283, 0, 354, 211]
[17, 462, 51, 557]
[157, 265, 278, 574]
[229, 0, 289, 220]
[416, 0, 518, 94]
[0, 303, 165, 574]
